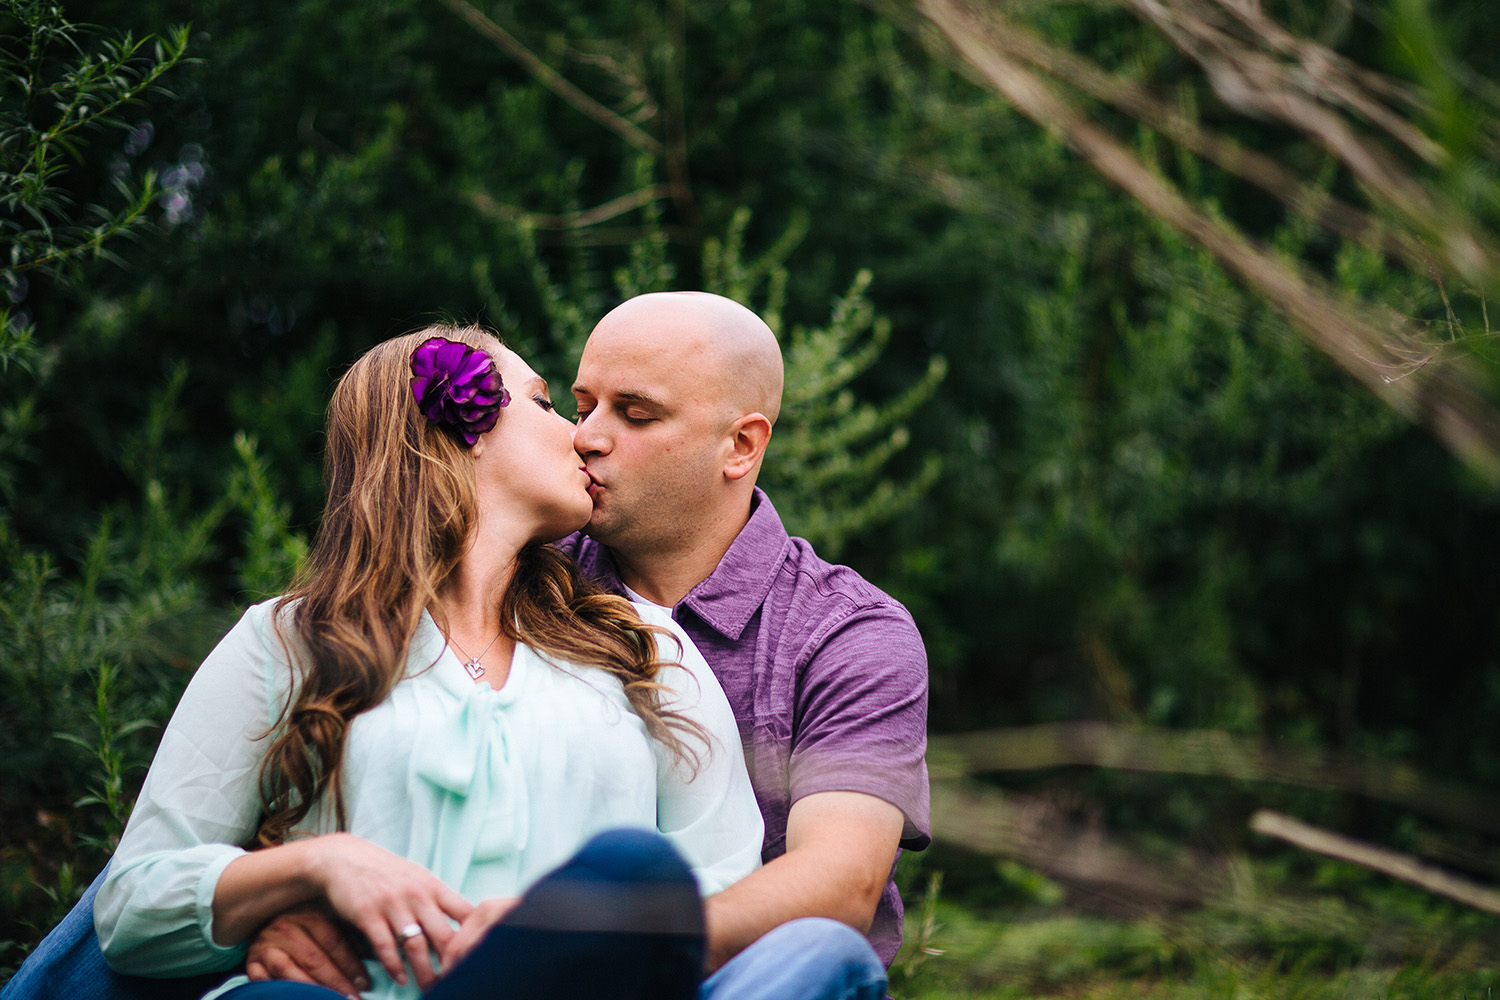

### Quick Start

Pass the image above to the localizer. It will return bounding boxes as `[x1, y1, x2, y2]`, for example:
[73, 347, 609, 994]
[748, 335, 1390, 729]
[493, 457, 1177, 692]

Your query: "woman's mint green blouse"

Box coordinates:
[94, 598, 763, 999]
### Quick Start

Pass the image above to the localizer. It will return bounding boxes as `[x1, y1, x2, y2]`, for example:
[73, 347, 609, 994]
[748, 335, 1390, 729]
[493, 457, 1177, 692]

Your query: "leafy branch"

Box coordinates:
[0, 2, 189, 287]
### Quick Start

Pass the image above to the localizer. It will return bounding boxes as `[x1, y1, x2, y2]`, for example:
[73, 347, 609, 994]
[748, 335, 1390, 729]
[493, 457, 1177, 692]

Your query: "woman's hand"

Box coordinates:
[310, 833, 475, 991]
[437, 896, 520, 973]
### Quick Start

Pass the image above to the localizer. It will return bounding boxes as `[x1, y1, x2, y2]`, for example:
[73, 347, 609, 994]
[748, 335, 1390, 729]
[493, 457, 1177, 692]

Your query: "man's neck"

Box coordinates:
[609, 496, 753, 608]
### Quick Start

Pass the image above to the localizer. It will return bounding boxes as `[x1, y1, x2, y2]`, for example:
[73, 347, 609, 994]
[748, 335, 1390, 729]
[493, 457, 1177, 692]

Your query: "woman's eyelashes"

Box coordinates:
[533, 394, 555, 412]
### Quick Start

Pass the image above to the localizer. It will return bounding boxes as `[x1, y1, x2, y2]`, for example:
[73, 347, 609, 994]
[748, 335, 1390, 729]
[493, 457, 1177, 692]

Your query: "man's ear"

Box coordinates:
[724, 413, 772, 481]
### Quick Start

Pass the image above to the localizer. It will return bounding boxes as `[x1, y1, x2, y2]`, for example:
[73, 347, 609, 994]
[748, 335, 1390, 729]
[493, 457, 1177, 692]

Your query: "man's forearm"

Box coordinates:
[702, 791, 902, 972]
[702, 850, 878, 972]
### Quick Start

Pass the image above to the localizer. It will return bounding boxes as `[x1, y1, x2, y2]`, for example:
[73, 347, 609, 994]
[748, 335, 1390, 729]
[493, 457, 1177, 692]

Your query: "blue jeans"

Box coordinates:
[210, 916, 885, 1000]
[3, 837, 883, 1000]
[0, 861, 223, 1000]
[699, 918, 887, 1000]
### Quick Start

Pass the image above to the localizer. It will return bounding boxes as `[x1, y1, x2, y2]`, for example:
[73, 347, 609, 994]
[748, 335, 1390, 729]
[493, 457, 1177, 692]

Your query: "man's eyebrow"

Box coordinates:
[613, 389, 667, 409]
[571, 383, 667, 409]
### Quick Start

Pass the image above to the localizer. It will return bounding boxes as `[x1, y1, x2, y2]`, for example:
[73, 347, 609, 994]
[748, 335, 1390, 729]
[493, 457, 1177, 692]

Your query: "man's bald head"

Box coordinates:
[589, 291, 783, 425]
[572, 292, 784, 579]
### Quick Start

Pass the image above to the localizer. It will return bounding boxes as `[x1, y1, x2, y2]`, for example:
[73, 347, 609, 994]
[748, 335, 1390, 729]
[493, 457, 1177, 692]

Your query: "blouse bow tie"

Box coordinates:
[408, 686, 531, 871]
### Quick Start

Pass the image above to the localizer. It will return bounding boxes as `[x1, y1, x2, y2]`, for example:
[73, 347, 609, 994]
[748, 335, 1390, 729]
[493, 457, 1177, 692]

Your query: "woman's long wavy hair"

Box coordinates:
[251, 324, 701, 848]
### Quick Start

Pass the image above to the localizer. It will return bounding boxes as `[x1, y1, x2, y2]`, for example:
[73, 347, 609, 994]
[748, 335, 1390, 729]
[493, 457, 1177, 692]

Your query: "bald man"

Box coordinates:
[563, 292, 930, 998]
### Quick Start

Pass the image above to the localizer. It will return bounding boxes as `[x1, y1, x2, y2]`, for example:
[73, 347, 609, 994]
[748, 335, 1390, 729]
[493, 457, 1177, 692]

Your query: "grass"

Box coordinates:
[890, 847, 1500, 1000]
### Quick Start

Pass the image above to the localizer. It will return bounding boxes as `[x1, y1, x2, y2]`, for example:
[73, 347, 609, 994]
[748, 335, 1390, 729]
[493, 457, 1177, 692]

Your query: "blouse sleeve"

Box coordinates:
[94, 601, 292, 976]
[640, 608, 764, 896]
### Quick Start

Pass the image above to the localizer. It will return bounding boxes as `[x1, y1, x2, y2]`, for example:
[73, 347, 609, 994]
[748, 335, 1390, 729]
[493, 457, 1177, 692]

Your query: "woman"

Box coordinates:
[93, 326, 763, 999]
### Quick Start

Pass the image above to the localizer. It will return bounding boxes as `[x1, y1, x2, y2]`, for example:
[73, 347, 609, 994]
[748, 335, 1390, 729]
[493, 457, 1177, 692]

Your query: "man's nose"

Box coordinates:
[572, 411, 606, 455]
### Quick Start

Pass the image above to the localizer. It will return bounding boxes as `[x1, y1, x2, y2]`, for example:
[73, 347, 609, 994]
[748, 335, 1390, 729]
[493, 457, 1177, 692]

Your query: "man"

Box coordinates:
[2, 293, 928, 1000]
[560, 292, 930, 995]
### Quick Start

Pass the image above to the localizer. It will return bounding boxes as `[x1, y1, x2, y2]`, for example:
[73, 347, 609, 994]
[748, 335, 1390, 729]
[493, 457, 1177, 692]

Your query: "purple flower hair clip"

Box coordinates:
[409, 336, 509, 446]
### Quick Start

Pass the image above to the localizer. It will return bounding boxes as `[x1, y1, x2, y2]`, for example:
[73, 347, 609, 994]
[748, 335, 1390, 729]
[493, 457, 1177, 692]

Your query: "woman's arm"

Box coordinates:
[95, 602, 473, 988]
[213, 832, 472, 990]
[95, 603, 287, 976]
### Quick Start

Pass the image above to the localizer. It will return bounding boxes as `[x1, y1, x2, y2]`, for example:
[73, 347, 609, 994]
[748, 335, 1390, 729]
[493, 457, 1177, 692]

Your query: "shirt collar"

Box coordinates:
[677, 487, 788, 641]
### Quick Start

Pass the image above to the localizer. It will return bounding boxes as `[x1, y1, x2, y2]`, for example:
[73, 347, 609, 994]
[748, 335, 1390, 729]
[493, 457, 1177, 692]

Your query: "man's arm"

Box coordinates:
[701, 790, 904, 973]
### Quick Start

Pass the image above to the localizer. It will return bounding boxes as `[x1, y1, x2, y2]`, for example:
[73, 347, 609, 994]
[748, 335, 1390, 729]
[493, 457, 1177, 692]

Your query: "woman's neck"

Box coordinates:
[434, 519, 525, 685]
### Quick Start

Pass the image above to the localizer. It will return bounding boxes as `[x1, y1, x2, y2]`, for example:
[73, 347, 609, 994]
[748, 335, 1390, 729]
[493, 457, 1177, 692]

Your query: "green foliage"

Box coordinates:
[765, 267, 946, 556]
[0, 1, 187, 364]
[228, 432, 308, 600]
[4, 0, 1500, 988]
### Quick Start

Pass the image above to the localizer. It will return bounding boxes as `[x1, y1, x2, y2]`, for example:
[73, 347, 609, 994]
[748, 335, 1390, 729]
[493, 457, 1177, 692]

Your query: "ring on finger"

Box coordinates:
[396, 922, 424, 944]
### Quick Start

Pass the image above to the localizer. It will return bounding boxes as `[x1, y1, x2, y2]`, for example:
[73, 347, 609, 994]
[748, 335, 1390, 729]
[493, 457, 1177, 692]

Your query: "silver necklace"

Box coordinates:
[449, 629, 502, 680]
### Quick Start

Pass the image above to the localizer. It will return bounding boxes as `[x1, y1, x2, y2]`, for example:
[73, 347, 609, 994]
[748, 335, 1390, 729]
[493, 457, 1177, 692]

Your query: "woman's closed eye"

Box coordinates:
[533, 394, 555, 412]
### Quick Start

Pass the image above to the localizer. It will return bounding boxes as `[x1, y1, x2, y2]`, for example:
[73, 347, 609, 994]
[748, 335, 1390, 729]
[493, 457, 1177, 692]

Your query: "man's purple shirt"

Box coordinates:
[557, 488, 930, 966]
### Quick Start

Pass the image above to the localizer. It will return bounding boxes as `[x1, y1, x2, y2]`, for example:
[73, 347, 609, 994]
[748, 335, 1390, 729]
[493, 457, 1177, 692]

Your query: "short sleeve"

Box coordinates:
[637, 606, 764, 895]
[789, 605, 931, 849]
[95, 601, 293, 976]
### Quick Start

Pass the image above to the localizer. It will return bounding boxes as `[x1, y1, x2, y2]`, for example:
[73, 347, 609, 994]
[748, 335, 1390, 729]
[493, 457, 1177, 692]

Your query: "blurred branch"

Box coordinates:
[921, 12, 1421, 266]
[434, 0, 663, 156]
[931, 778, 1217, 907]
[466, 184, 673, 229]
[930, 722, 1500, 834]
[917, 0, 1500, 479]
[1252, 809, 1500, 916]
[1118, 0, 1500, 284]
[788, 123, 1039, 230]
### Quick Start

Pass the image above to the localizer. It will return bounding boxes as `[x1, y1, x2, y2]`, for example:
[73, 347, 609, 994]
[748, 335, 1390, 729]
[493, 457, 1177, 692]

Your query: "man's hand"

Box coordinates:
[246, 903, 371, 997]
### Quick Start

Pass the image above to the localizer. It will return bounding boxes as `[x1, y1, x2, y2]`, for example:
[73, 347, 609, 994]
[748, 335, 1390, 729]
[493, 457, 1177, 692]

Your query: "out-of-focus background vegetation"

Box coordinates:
[3, 0, 1498, 995]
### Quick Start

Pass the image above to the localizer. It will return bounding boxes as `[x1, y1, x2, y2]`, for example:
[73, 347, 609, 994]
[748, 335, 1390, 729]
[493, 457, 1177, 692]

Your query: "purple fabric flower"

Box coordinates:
[409, 336, 509, 446]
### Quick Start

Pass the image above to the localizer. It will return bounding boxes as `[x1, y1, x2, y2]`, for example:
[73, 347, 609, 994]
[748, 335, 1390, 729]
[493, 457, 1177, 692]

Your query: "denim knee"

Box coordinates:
[700, 917, 886, 1000]
[571, 827, 691, 884]
[506, 827, 702, 938]
[760, 918, 884, 977]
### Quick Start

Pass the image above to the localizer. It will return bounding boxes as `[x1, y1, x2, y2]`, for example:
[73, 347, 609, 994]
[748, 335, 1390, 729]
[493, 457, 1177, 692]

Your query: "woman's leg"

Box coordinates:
[427, 827, 704, 1000]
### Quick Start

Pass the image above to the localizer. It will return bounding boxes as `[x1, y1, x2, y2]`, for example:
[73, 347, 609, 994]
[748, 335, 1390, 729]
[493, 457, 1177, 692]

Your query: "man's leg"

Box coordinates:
[0, 863, 221, 1000]
[427, 827, 705, 1000]
[699, 918, 887, 1000]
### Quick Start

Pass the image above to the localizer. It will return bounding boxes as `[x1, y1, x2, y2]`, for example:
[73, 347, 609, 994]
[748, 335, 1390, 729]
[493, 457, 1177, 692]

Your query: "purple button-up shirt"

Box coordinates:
[558, 488, 930, 965]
